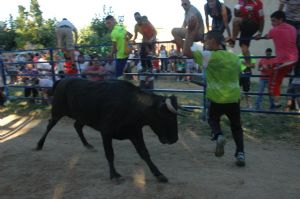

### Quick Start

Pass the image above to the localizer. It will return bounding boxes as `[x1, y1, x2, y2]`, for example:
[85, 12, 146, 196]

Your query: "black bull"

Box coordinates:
[36, 78, 179, 183]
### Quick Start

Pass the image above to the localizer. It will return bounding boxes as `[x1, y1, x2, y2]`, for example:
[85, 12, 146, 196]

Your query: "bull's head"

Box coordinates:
[148, 95, 179, 144]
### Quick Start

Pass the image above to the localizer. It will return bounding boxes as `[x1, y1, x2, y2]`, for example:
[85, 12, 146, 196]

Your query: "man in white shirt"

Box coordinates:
[56, 18, 78, 63]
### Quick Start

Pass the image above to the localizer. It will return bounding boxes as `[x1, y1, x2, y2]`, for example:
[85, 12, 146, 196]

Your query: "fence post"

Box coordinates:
[0, 51, 9, 100]
[49, 48, 56, 83]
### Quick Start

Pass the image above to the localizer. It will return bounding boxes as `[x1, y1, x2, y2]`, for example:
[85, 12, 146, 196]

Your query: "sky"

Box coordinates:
[0, 0, 208, 40]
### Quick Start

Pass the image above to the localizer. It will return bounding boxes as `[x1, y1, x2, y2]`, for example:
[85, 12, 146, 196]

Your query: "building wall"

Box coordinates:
[224, 0, 278, 56]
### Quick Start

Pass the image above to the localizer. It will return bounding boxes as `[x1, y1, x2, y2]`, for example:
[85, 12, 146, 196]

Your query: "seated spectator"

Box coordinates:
[255, 48, 274, 109]
[82, 56, 106, 81]
[104, 59, 116, 80]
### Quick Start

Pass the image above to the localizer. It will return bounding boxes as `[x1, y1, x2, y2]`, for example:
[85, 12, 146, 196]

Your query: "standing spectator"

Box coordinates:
[133, 13, 157, 72]
[76, 53, 89, 77]
[36, 53, 53, 105]
[105, 15, 133, 79]
[169, 44, 178, 72]
[21, 62, 39, 104]
[204, 0, 232, 38]
[172, 0, 204, 57]
[56, 18, 78, 63]
[228, 0, 264, 66]
[239, 53, 256, 109]
[265, 11, 298, 108]
[192, 31, 245, 167]
[159, 45, 168, 72]
[255, 48, 274, 109]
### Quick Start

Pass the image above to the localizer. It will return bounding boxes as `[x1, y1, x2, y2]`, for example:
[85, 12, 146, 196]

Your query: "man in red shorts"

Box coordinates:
[265, 11, 298, 108]
[229, 0, 264, 65]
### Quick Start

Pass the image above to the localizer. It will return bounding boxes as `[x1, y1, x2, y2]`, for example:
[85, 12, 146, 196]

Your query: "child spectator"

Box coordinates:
[21, 62, 39, 104]
[239, 53, 257, 109]
[255, 48, 274, 109]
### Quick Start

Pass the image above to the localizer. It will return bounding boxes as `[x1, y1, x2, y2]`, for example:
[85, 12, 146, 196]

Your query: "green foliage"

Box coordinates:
[0, 22, 17, 50]
[78, 13, 112, 56]
[0, 1, 122, 53]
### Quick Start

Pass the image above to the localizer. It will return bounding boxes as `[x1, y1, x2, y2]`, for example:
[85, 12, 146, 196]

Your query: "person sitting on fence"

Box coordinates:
[204, 0, 232, 37]
[133, 13, 157, 72]
[255, 48, 274, 110]
[172, 0, 204, 57]
[264, 11, 299, 108]
[228, 0, 264, 67]
[21, 62, 39, 104]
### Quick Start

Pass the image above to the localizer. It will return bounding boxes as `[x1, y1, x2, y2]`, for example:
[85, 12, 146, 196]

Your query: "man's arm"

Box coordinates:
[109, 42, 117, 58]
[221, 5, 231, 38]
[278, 0, 285, 11]
[133, 24, 139, 41]
[126, 31, 133, 41]
[204, 5, 210, 31]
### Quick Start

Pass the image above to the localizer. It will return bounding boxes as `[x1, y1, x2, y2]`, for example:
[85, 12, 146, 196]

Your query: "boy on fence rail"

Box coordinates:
[265, 11, 298, 108]
[192, 30, 245, 167]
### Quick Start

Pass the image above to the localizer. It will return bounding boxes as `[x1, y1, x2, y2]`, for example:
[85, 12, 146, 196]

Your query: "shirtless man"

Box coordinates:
[172, 0, 204, 57]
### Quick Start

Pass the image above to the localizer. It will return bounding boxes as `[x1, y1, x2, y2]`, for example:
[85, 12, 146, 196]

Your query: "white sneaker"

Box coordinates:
[215, 135, 226, 157]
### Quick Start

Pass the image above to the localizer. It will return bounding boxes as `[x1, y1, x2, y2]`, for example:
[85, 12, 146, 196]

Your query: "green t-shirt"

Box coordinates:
[193, 50, 241, 103]
[111, 24, 128, 59]
[238, 53, 257, 72]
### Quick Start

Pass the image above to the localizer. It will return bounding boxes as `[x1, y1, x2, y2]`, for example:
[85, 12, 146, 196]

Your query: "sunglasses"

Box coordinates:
[182, 3, 188, 6]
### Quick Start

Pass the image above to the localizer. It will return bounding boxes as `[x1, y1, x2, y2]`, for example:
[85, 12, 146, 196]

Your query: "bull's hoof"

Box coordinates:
[111, 176, 125, 185]
[85, 144, 97, 152]
[156, 175, 168, 183]
[35, 145, 43, 151]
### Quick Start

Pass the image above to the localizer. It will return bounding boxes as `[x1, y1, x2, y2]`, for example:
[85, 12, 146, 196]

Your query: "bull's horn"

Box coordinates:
[178, 105, 194, 112]
[165, 98, 177, 114]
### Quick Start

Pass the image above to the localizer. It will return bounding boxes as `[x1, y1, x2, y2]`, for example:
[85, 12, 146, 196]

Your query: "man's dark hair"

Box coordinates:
[105, 15, 114, 21]
[206, 30, 225, 45]
[266, 48, 272, 53]
[134, 12, 141, 16]
[270, 11, 286, 21]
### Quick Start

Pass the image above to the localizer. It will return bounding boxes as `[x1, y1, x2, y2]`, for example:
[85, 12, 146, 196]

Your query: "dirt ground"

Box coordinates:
[1, 112, 300, 199]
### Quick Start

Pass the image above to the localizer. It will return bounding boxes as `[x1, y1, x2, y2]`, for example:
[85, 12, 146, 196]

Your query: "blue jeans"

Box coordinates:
[116, 58, 128, 78]
[255, 79, 273, 109]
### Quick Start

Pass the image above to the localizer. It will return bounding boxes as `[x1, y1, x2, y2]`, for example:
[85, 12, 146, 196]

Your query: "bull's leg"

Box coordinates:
[130, 135, 168, 183]
[74, 120, 95, 151]
[36, 117, 61, 150]
[101, 135, 122, 182]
